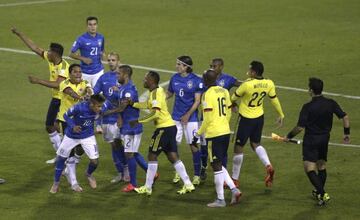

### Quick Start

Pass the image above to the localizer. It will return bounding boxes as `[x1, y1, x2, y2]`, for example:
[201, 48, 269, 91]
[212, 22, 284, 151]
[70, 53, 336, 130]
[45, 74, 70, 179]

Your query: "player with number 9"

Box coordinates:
[230, 61, 285, 188]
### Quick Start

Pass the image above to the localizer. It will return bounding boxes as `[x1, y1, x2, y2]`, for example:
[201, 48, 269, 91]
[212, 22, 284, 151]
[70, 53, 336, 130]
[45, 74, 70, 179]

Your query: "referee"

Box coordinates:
[285, 77, 350, 206]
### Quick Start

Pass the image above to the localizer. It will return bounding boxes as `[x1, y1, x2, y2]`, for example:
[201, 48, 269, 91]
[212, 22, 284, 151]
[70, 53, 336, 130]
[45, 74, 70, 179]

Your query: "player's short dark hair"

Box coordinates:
[148, 71, 160, 84]
[204, 69, 217, 85]
[309, 77, 323, 95]
[212, 58, 224, 66]
[86, 16, 98, 23]
[90, 94, 106, 103]
[118, 65, 133, 77]
[250, 60, 264, 76]
[49, 43, 64, 57]
[177, 55, 193, 73]
[69, 63, 81, 73]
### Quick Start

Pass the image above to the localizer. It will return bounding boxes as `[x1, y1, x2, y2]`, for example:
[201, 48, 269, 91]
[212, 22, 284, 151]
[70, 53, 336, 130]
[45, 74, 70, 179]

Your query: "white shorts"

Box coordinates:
[82, 69, 104, 88]
[57, 135, 99, 159]
[175, 121, 199, 145]
[122, 134, 142, 153]
[101, 123, 120, 143]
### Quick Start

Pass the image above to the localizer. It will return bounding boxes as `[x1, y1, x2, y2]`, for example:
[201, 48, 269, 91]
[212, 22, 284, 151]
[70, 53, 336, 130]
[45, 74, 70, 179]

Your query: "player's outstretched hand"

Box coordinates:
[343, 135, 350, 144]
[28, 75, 39, 84]
[82, 57, 93, 65]
[73, 125, 82, 133]
[117, 116, 123, 128]
[275, 117, 284, 129]
[129, 120, 139, 128]
[180, 113, 190, 125]
[11, 26, 19, 35]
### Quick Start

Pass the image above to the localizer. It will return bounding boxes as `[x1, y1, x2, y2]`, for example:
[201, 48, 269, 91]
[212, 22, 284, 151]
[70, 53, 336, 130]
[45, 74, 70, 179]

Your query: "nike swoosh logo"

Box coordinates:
[86, 43, 91, 45]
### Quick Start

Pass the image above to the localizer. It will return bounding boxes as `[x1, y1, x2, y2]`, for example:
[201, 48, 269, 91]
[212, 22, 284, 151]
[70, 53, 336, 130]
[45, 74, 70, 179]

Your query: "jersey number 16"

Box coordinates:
[217, 97, 226, 117]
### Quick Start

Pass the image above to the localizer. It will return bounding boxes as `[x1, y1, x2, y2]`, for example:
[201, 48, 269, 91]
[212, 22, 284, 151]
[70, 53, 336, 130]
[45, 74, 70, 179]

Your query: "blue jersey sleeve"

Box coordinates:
[93, 75, 103, 94]
[64, 105, 79, 129]
[71, 37, 82, 53]
[101, 37, 105, 53]
[229, 75, 237, 88]
[195, 78, 204, 93]
[102, 100, 114, 112]
[168, 76, 174, 93]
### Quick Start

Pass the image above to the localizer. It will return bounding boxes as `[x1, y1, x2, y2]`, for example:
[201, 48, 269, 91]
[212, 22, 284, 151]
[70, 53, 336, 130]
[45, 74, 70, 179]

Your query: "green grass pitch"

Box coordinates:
[0, 0, 359, 219]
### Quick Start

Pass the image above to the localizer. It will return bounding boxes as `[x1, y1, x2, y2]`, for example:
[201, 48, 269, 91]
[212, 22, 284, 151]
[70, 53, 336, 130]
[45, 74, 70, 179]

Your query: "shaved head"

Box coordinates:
[203, 69, 217, 87]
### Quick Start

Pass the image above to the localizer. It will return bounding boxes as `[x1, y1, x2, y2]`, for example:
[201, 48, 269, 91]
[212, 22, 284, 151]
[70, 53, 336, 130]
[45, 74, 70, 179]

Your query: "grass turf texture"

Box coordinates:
[0, 0, 359, 219]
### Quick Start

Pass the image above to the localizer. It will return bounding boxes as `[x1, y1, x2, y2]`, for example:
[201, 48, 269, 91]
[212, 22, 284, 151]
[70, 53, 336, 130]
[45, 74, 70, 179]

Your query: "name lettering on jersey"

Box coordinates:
[214, 88, 225, 93]
[254, 83, 268, 89]
[187, 80, 193, 89]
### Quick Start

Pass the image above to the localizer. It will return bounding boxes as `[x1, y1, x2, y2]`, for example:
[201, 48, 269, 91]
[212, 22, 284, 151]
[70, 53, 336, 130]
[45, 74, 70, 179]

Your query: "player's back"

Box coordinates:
[93, 71, 118, 100]
[149, 87, 175, 128]
[216, 73, 236, 90]
[237, 78, 276, 119]
[202, 86, 231, 138]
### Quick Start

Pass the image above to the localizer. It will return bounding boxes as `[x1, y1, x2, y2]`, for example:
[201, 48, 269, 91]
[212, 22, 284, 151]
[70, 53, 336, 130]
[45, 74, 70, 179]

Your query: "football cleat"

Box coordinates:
[318, 193, 330, 206]
[110, 174, 123, 183]
[46, 157, 56, 164]
[134, 185, 152, 196]
[86, 174, 97, 189]
[0, 178, 5, 184]
[200, 166, 207, 181]
[49, 182, 59, 194]
[230, 188, 242, 205]
[71, 184, 83, 192]
[172, 172, 181, 184]
[192, 176, 201, 186]
[122, 183, 136, 192]
[207, 199, 226, 208]
[177, 184, 195, 194]
[265, 165, 275, 187]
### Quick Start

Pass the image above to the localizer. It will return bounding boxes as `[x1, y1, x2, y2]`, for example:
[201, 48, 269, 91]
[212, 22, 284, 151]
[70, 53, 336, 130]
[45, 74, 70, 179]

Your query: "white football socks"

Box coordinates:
[145, 161, 158, 189]
[66, 158, 78, 186]
[232, 153, 243, 180]
[49, 131, 62, 151]
[173, 160, 191, 185]
[255, 146, 271, 166]
[214, 170, 225, 200]
[222, 166, 236, 189]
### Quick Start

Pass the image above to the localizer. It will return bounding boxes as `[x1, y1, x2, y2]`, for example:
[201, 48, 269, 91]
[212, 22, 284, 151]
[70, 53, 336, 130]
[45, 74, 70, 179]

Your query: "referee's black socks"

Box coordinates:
[317, 169, 327, 188]
[306, 171, 325, 196]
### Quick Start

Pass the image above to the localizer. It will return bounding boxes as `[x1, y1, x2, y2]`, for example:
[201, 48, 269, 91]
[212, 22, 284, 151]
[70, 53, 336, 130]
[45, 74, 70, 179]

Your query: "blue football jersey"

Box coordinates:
[216, 73, 237, 90]
[118, 81, 143, 135]
[64, 101, 102, 139]
[71, 32, 105, 75]
[93, 71, 120, 124]
[168, 73, 203, 121]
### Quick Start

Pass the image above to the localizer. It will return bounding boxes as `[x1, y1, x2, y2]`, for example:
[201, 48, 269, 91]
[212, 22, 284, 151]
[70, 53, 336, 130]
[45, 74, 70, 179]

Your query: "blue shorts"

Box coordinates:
[206, 134, 230, 163]
[149, 125, 178, 155]
[235, 114, 264, 146]
[45, 98, 61, 127]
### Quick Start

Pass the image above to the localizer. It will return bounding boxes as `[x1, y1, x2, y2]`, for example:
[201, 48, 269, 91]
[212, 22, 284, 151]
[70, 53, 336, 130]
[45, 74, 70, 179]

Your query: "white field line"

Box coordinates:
[1, 47, 359, 100]
[0, 0, 68, 7]
[262, 135, 360, 148]
[1, 47, 358, 149]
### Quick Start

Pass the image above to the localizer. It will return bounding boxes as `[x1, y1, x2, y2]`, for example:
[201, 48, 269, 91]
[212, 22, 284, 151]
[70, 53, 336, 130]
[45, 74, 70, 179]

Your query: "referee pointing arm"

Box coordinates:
[285, 77, 350, 206]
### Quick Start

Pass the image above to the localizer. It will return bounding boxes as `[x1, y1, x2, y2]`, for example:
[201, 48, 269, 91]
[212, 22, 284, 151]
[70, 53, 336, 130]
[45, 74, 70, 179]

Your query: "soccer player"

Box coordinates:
[11, 27, 69, 164]
[57, 64, 93, 192]
[0, 179, 5, 184]
[231, 61, 285, 188]
[112, 65, 148, 192]
[93, 53, 129, 183]
[200, 58, 242, 180]
[284, 77, 350, 206]
[193, 69, 241, 207]
[167, 56, 203, 185]
[50, 94, 106, 193]
[70, 16, 106, 87]
[129, 71, 195, 196]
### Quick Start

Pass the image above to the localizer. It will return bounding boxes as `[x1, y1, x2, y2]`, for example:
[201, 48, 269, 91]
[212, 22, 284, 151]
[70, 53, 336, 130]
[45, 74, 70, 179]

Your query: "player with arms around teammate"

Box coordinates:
[200, 58, 242, 180]
[50, 94, 106, 193]
[57, 64, 93, 192]
[70, 16, 106, 87]
[193, 70, 241, 207]
[167, 56, 203, 185]
[284, 77, 350, 206]
[128, 71, 195, 195]
[231, 61, 285, 188]
[93, 52, 129, 183]
[11, 27, 69, 163]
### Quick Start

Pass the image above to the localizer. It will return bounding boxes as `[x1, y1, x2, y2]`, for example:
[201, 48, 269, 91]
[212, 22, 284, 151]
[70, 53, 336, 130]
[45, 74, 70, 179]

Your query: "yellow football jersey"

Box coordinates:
[232, 78, 284, 119]
[57, 79, 91, 121]
[198, 86, 231, 138]
[134, 87, 175, 128]
[43, 51, 70, 99]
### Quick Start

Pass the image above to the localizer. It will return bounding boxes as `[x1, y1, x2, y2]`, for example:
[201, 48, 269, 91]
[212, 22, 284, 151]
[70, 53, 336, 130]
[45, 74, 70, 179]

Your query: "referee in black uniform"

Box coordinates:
[285, 77, 350, 206]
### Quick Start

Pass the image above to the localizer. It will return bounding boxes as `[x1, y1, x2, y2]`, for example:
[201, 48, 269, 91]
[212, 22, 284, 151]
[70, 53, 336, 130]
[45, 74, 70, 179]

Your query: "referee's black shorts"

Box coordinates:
[235, 114, 264, 146]
[302, 133, 330, 162]
[207, 134, 230, 163]
[45, 98, 61, 127]
[149, 125, 178, 155]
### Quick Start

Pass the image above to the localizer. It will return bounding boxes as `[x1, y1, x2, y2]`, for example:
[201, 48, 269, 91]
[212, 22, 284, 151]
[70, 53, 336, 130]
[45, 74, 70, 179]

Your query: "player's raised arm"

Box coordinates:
[11, 26, 45, 58]
[28, 75, 65, 89]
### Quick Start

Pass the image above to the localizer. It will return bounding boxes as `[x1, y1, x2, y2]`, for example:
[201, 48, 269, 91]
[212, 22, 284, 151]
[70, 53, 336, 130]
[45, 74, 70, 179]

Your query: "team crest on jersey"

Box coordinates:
[187, 80, 193, 89]
[219, 79, 225, 87]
